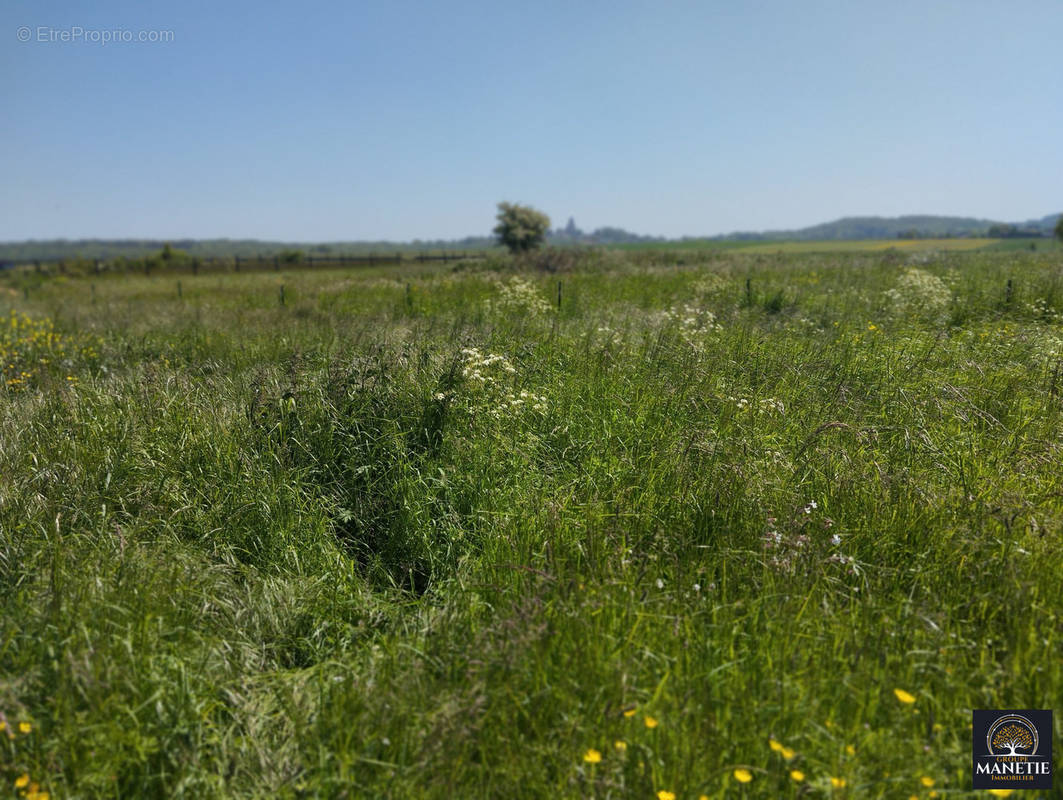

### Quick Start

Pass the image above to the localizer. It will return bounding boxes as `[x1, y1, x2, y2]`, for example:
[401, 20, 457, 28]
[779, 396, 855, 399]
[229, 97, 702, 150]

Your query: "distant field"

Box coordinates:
[732, 237, 997, 253]
[2, 249, 1062, 797]
[622, 237, 1059, 255]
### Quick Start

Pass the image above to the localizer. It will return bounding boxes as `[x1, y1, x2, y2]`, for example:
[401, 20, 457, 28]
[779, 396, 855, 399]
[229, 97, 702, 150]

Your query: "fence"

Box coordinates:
[2, 251, 488, 276]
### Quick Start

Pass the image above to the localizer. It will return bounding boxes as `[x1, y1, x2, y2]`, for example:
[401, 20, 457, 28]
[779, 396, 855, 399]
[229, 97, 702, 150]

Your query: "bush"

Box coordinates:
[493, 202, 550, 253]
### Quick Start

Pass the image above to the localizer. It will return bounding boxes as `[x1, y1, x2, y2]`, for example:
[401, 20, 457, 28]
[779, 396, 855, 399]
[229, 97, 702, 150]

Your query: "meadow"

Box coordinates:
[1, 246, 1061, 798]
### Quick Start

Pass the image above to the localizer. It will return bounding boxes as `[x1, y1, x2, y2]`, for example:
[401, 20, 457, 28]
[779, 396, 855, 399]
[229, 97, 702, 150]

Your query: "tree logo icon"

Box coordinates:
[972, 709, 1052, 790]
[987, 714, 1039, 757]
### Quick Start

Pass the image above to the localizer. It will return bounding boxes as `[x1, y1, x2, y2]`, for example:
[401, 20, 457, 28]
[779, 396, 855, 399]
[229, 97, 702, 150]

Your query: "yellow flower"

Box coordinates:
[657, 792, 675, 800]
[830, 776, 846, 788]
[699, 796, 709, 800]
[988, 791, 1015, 797]
[623, 707, 637, 718]
[769, 738, 784, 752]
[929, 792, 938, 799]
[0, 721, 5, 731]
[780, 746, 795, 760]
[845, 744, 855, 755]
[644, 715, 658, 729]
[15, 775, 30, 789]
[19, 721, 32, 733]
[790, 770, 805, 781]
[868, 322, 878, 331]
[893, 688, 916, 704]
[733, 768, 753, 783]
[583, 748, 602, 764]
[614, 740, 627, 751]
[920, 775, 935, 787]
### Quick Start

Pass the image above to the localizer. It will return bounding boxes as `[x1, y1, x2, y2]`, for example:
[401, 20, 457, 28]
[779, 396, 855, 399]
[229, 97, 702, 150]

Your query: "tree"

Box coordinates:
[992, 723, 1033, 755]
[493, 202, 550, 253]
[1055, 214, 1063, 244]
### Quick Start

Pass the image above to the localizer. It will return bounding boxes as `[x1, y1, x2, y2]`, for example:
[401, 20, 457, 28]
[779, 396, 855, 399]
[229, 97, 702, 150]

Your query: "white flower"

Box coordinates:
[655, 578, 664, 589]
[831, 534, 841, 546]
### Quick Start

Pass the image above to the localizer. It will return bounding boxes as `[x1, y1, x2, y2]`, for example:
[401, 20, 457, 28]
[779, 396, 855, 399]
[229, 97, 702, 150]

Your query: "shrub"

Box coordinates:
[493, 202, 550, 253]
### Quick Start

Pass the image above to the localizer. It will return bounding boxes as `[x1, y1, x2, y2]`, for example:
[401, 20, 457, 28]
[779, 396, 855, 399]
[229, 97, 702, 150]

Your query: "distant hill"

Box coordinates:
[718, 213, 1061, 241]
[1, 213, 1059, 262]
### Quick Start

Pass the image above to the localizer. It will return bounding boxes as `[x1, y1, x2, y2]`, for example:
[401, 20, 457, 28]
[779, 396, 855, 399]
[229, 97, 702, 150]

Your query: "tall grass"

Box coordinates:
[1, 249, 1061, 797]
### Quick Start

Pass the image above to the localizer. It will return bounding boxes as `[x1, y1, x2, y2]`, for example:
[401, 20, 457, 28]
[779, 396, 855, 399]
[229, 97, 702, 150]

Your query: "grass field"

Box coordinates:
[2, 248, 1062, 798]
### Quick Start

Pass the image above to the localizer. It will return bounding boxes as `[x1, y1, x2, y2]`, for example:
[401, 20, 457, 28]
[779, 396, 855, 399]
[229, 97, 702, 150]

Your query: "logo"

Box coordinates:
[972, 710, 1052, 790]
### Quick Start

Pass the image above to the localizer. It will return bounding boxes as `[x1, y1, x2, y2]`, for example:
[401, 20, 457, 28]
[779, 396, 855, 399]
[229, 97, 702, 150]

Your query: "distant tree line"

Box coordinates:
[0, 237, 499, 264]
[547, 217, 665, 245]
[4, 212, 1060, 265]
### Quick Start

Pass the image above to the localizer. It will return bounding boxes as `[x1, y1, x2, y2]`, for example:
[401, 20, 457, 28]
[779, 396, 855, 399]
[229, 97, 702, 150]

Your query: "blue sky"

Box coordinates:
[3, 0, 1061, 241]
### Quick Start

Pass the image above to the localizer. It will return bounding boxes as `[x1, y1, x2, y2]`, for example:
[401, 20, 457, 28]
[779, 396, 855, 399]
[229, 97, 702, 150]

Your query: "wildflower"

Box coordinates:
[884, 268, 951, 321]
[657, 792, 676, 800]
[790, 770, 805, 781]
[988, 790, 1015, 797]
[656, 578, 664, 589]
[920, 776, 935, 787]
[830, 776, 846, 788]
[622, 707, 637, 718]
[614, 740, 627, 751]
[769, 739, 784, 752]
[15, 775, 30, 789]
[780, 746, 795, 760]
[486, 277, 553, 316]
[893, 688, 916, 704]
[19, 721, 32, 733]
[644, 715, 659, 729]
[662, 304, 722, 351]
[733, 768, 753, 783]
[845, 744, 855, 755]
[583, 748, 602, 764]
